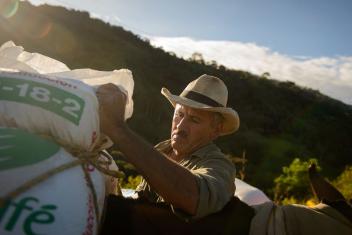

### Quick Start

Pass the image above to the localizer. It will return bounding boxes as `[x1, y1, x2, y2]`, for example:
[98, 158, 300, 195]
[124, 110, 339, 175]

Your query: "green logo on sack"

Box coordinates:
[0, 76, 85, 125]
[0, 128, 60, 171]
[0, 196, 57, 235]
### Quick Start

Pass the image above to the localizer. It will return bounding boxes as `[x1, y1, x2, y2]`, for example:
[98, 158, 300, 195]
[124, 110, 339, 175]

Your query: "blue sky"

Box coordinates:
[22, 0, 352, 104]
[29, 0, 352, 57]
[121, 0, 352, 58]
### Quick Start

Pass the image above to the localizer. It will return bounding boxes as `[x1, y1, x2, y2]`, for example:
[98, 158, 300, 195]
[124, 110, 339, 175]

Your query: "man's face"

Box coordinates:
[171, 104, 221, 157]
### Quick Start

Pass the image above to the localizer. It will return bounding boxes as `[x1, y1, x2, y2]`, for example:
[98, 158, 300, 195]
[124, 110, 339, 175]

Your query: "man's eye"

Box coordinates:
[191, 117, 200, 123]
[175, 112, 183, 117]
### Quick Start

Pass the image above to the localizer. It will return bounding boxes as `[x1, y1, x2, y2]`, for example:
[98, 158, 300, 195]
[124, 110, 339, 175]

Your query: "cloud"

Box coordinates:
[89, 12, 122, 25]
[148, 36, 352, 105]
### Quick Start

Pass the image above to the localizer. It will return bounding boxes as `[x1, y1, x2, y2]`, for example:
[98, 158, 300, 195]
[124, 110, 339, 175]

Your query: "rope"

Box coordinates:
[0, 134, 125, 229]
[0, 160, 82, 207]
[81, 164, 100, 235]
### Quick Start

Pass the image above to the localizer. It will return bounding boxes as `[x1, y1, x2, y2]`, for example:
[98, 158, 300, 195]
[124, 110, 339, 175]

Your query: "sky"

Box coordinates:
[22, 0, 352, 104]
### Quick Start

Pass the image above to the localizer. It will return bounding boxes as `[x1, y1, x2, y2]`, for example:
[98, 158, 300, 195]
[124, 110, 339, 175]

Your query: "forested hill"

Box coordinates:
[1, 1, 351, 192]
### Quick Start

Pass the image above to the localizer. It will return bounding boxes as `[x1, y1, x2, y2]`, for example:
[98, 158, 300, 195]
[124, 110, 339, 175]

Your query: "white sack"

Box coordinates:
[50, 69, 134, 119]
[0, 70, 100, 150]
[0, 127, 117, 235]
[0, 41, 70, 74]
[234, 178, 271, 205]
[0, 41, 134, 149]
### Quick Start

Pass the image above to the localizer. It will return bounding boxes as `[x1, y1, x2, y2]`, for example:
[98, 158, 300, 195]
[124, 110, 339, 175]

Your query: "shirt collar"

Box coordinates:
[155, 139, 219, 158]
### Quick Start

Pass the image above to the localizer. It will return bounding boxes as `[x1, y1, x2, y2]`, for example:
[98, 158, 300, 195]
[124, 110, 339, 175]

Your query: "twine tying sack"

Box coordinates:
[0, 134, 125, 233]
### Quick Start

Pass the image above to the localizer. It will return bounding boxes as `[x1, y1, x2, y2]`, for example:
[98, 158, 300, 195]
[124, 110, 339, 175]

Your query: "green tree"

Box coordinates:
[273, 158, 320, 203]
[261, 72, 271, 79]
[121, 175, 143, 189]
[189, 52, 205, 64]
[333, 166, 352, 201]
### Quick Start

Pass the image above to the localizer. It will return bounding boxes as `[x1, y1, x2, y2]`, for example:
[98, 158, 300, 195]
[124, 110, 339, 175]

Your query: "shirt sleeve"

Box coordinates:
[190, 156, 236, 218]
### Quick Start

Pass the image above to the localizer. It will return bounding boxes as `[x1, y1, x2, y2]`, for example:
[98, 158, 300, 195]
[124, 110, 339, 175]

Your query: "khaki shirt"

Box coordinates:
[136, 140, 236, 219]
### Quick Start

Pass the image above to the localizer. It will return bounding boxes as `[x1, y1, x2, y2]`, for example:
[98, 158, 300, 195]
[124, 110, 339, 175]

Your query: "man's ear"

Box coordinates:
[211, 122, 223, 140]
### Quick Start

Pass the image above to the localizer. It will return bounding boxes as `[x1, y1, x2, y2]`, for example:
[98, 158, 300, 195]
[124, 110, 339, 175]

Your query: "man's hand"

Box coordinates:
[96, 83, 127, 137]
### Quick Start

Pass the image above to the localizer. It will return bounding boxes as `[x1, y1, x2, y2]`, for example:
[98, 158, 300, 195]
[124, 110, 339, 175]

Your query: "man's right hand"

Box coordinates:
[96, 83, 127, 137]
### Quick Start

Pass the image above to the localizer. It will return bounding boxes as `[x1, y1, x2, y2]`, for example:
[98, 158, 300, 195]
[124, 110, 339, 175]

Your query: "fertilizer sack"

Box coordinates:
[0, 127, 118, 235]
[0, 70, 100, 150]
[0, 42, 134, 150]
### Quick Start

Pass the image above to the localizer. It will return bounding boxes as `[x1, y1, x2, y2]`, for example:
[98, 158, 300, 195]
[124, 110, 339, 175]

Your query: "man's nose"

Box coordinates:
[176, 117, 188, 130]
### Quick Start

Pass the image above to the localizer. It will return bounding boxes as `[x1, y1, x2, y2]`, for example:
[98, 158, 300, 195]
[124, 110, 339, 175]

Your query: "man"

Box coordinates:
[98, 75, 352, 235]
[97, 75, 253, 234]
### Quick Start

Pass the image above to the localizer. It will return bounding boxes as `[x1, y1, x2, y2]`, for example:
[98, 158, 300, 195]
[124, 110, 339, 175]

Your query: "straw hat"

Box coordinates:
[161, 74, 240, 135]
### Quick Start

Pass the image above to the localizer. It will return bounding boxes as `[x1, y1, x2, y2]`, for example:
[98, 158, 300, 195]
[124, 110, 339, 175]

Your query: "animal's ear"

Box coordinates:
[308, 163, 346, 202]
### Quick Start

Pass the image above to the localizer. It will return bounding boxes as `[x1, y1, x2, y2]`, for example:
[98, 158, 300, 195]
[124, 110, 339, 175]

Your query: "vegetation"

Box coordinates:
[333, 166, 352, 201]
[273, 158, 351, 204]
[121, 175, 143, 189]
[273, 158, 320, 204]
[1, 2, 352, 196]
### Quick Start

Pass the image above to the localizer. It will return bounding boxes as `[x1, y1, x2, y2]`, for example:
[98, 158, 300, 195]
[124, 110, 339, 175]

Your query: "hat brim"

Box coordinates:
[161, 88, 240, 135]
